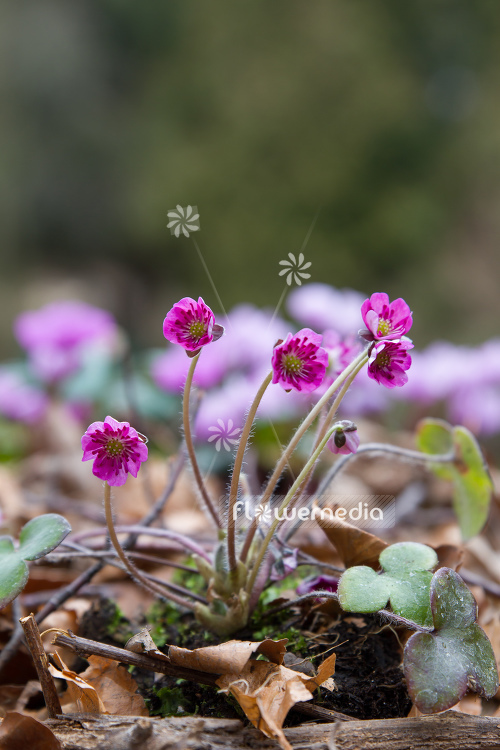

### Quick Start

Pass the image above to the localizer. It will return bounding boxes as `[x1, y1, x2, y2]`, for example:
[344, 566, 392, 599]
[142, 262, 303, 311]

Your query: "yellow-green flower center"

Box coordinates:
[377, 319, 391, 336]
[376, 351, 390, 367]
[283, 354, 303, 374]
[189, 319, 206, 341]
[106, 438, 124, 457]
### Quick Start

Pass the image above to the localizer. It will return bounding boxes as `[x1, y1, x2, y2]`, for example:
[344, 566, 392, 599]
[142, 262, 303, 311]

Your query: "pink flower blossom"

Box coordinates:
[368, 339, 413, 388]
[272, 328, 328, 393]
[162, 297, 223, 353]
[14, 301, 118, 382]
[81, 416, 148, 486]
[0, 369, 48, 423]
[360, 293, 412, 342]
[154, 304, 285, 392]
[327, 421, 360, 455]
[296, 574, 338, 596]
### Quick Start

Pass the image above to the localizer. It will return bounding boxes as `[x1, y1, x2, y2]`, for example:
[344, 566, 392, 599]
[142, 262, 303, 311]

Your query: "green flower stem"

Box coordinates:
[227, 370, 272, 572]
[239, 349, 369, 563]
[103, 482, 196, 611]
[316, 442, 457, 498]
[183, 352, 221, 528]
[282, 357, 368, 515]
[245, 425, 338, 598]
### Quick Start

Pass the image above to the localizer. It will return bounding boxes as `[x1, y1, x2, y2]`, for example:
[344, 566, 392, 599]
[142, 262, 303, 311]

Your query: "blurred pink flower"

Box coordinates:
[272, 328, 328, 393]
[0, 369, 48, 423]
[14, 300, 117, 383]
[360, 292, 413, 342]
[368, 339, 413, 388]
[162, 296, 223, 353]
[81, 415, 148, 486]
[287, 283, 364, 336]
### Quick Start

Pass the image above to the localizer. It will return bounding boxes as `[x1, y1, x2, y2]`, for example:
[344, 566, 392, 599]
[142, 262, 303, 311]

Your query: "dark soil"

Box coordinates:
[77, 597, 411, 722]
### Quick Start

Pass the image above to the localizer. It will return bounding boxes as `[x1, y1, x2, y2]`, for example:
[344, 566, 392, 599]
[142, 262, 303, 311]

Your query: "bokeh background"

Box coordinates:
[2, 0, 500, 353]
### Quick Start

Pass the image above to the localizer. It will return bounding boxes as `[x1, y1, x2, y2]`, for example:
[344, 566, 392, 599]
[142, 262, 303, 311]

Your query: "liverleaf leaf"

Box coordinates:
[18, 514, 72, 561]
[337, 542, 437, 626]
[416, 418, 493, 540]
[404, 568, 499, 713]
[0, 514, 71, 611]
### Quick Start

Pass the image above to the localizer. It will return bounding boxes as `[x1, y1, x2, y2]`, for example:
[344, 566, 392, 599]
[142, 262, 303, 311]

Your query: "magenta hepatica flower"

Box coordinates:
[327, 421, 360, 455]
[163, 296, 223, 354]
[81, 416, 148, 486]
[360, 292, 413, 342]
[296, 574, 338, 596]
[368, 339, 413, 388]
[14, 300, 117, 382]
[272, 328, 328, 393]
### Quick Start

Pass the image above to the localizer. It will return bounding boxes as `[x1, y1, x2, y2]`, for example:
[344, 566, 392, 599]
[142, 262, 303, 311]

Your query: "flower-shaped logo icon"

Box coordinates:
[167, 205, 200, 238]
[278, 252, 312, 286]
[207, 419, 241, 452]
[254, 503, 272, 525]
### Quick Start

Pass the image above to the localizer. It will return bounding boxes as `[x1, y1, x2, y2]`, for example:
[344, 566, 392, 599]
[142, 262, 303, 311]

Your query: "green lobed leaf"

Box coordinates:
[337, 542, 437, 626]
[404, 568, 499, 713]
[337, 566, 390, 613]
[416, 418, 493, 540]
[0, 551, 29, 609]
[18, 514, 72, 561]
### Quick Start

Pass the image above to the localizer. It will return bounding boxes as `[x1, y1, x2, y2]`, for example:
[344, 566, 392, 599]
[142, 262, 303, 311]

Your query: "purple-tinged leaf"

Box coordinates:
[404, 568, 498, 713]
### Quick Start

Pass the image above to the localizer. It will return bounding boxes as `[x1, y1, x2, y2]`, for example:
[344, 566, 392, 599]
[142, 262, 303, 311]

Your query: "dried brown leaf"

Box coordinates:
[315, 510, 387, 569]
[215, 653, 336, 750]
[168, 638, 288, 674]
[0, 711, 62, 750]
[78, 656, 148, 716]
[48, 652, 105, 714]
[125, 628, 169, 661]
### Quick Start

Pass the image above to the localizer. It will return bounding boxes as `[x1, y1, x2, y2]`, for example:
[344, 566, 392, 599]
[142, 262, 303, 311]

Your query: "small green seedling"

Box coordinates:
[404, 567, 499, 713]
[0, 514, 71, 610]
[337, 542, 437, 627]
[416, 418, 493, 540]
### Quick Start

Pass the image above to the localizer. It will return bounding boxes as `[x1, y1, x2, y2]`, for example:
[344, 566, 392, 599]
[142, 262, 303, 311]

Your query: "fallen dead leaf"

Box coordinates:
[315, 510, 387, 569]
[126, 628, 170, 661]
[168, 638, 288, 674]
[78, 656, 148, 716]
[0, 711, 62, 750]
[48, 652, 105, 714]
[434, 544, 463, 572]
[216, 653, 336, 750]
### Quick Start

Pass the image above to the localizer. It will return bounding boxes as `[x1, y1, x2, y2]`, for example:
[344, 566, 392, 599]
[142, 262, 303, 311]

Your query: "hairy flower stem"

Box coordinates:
[227, 370, 272, 573]
[283, 358, 368, 515]
[183, 352, 221, 528]
[317, 442, 457, 498]
[103, 482, 196, 610]
[245, 425, 338, 598]
[240, 349, 369, 563]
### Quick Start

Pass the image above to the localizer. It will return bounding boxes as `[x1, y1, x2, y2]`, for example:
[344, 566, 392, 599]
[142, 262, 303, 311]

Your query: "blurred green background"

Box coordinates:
[1, 0, 500, 354]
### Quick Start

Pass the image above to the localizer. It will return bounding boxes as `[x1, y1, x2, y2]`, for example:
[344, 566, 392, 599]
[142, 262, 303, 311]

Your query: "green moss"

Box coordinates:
[146, 685, 186, 717]
[105, 601, 134, 643]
